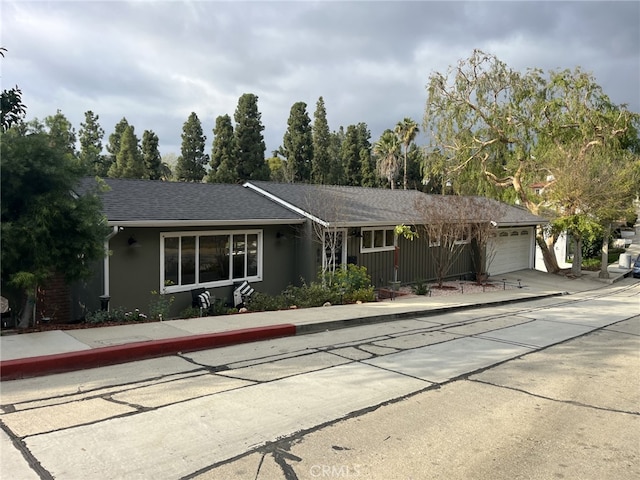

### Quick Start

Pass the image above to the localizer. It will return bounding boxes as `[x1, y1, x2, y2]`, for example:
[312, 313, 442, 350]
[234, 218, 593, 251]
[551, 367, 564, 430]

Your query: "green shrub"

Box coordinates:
[179, 306, 202, 319]
[344, 286, 375, 303]
[85, 306, 144, 324]
[246, 292, 288, 312]
[411, 280, 430, 295]
[581, 258, 601, 271]
[148, 290, 174, 320]
[85, 309, 113, 324]
[284, 282, 340, 308]
[326, 264, 372, 292]
[247, 265, 376, 311]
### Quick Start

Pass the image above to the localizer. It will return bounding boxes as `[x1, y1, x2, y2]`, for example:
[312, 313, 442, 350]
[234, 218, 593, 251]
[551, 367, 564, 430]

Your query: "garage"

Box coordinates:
[488, 227, 534, 275]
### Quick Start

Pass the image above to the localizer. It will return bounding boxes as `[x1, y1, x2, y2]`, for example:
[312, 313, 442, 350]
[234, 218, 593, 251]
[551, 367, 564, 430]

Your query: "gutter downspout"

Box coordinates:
[103, 226, 120, 305]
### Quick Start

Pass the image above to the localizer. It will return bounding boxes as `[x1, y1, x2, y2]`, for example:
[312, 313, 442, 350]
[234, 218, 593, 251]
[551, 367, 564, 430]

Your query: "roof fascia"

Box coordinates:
[243, 182, 329, 228]
[497, 220, 548, 227]
[107, 219, 305, 228]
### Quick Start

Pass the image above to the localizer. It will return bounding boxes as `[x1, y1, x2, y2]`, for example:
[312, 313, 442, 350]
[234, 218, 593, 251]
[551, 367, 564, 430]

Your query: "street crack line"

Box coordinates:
[272, 447, 302, 480]
[470, 378, 640, 416]
[358, 359, 435, 385]
[102, 394, 150, 412]
[0, 421, 54, 480]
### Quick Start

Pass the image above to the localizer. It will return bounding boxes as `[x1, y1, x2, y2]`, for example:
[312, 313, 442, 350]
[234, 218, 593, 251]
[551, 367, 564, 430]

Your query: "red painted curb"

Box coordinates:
[0, 324, 297, 381]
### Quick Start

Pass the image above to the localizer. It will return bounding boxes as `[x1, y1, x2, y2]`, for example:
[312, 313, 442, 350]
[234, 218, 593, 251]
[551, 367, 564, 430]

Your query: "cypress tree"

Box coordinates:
[312, 96, 331, 184]
[176, 112, 208, 182]
[106, 118, 129, 175]
[208, 114, 238, 183]
[79, 110, 106, 176]
[109, 124, 145, 178]
[234, 93, 269, 181]
[282, 101, 313, 183]
[142, 130, 163, 180]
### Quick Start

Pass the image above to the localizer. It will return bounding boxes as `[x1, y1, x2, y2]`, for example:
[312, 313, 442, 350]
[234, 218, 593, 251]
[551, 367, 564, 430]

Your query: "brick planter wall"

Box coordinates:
[37, 273, 71, 324]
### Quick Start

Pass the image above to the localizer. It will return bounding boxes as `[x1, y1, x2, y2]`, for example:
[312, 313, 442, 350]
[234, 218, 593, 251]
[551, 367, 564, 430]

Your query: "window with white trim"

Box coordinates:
[454, 230, 471, 245]
[361, 227, 395, 253]
[161, 230, 262, 293]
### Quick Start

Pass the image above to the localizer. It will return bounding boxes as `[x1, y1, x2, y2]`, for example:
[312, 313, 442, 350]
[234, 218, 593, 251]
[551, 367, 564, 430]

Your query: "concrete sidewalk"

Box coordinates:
[2, 268, 634, 381]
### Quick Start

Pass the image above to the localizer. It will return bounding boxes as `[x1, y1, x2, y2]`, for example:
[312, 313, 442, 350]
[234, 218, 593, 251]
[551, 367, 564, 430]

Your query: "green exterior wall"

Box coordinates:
[345, 230, 475, 288]
[77, 224, 301, 319]
[74, 222, 478, 321]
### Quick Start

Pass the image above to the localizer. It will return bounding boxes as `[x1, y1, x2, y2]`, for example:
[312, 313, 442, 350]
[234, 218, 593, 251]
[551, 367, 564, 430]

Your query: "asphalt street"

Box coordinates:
[1, 281, 638, 479]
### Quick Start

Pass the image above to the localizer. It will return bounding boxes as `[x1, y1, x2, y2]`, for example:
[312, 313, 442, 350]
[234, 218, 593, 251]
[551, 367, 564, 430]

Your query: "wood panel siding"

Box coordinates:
[347, 235, 474, 288]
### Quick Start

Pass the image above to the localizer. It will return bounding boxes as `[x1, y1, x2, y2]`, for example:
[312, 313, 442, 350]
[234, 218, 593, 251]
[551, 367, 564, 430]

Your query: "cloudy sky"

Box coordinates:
[3, 1, 639, 159]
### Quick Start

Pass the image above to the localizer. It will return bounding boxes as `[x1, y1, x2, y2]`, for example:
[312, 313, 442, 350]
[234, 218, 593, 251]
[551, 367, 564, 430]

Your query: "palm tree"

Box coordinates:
[374, 129, 401, 189]
[394, 118, 420, 190]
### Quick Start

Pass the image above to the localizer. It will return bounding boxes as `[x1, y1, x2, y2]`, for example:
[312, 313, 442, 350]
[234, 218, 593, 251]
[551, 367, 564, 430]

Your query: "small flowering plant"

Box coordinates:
[124, 309, 147, 322]
[86, 306, 149, 324]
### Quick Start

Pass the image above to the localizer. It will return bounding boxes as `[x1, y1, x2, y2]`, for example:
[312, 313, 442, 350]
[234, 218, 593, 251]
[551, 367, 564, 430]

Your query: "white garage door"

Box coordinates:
[488, 228, 533, 275]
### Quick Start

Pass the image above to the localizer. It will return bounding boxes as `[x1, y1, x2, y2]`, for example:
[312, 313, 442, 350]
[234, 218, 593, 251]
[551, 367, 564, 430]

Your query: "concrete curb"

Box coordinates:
[0, 324, 296, 381]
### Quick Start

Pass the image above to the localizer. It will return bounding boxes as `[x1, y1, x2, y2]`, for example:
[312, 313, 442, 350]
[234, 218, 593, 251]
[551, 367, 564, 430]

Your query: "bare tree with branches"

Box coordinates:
[413, 195, 505, 286]
[304, 187, 350, 285]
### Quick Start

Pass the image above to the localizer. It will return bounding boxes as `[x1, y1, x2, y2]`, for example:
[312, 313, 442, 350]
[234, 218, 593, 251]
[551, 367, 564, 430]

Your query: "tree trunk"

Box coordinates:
[403, 150, 408, 190]
[571, 236, 583, 276]
[17, 295, 35, 329]
[536, 234, 560, 273]
[599, 224, 611, 279]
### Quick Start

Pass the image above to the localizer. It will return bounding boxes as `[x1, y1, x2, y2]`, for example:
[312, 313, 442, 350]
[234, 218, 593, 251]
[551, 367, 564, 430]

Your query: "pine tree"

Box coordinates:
[341, 123, 372, 186]
[142, 130, 163, 180]
[176, 112, 208, 182]
[234, 93, 269, 181]
[312, 96, 331, 184]
[79, 110, 106, 176]
[208, 114, 238, 183]
[108, 124, 145, 178]
[44, 109, 77, 157]
[282, 101, 313, 183]
[328, 127, 346, 185]
[357, 123, 375, 187]
[106, 118, 129, 174]
[342, 125, 361, 186]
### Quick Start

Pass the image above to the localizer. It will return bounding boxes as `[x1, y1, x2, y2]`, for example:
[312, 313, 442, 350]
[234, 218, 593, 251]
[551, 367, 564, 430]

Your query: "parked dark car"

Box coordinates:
[633, 256, 640, 278]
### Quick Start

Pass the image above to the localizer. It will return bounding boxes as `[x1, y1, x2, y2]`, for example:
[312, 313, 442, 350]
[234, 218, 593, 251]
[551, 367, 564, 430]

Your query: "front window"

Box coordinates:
[361, 227, 395, 253]
[161, 230, 262, 292]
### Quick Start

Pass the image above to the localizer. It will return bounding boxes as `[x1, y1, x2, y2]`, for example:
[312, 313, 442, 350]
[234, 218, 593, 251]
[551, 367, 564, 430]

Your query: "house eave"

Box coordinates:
[107, 219, 305, 228]
[497, 221, 547, 228]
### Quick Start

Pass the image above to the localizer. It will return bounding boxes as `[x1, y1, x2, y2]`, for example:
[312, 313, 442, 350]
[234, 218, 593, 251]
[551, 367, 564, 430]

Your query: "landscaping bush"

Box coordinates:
[411, 279, 430, 296]
[283, 282, 341, 308]
[326, 264, 372, 292]
[179, 306, 202, 319]
[148, 290, 174, 320]
[86, 306, 146, 324]
[246, 292, 288, 312]
[343, 286, 375, 303]
[247, 265, 376, 312]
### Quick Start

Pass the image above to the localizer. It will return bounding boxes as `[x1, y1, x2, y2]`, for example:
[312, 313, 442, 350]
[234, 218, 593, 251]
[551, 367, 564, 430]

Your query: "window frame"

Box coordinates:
[360, 227, 396, 253]
[160, 229, 263, 293]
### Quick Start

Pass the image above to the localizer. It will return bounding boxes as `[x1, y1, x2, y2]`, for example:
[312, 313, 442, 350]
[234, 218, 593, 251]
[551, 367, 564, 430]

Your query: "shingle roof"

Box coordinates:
[245, 181, 547, 227]
[78, 178, 304, 226]
[77, 178, 546, 228]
